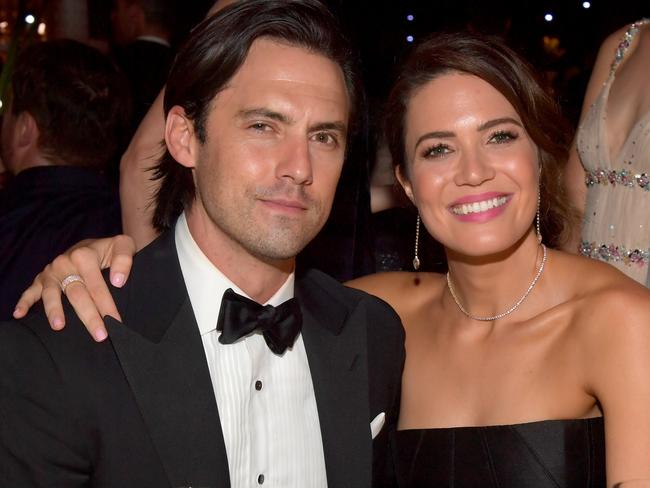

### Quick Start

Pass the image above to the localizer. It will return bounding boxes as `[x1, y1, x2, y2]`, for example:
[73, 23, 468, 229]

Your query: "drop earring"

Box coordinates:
[413, 214, 421, 270]
[536, 190, 542, 243]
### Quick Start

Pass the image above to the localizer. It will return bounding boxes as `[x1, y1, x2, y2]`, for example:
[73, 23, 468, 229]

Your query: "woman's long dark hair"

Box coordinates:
[384, 32, 577, 249]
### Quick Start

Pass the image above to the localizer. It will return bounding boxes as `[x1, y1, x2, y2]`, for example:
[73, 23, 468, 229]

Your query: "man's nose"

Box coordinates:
[276, 137, 313, 185]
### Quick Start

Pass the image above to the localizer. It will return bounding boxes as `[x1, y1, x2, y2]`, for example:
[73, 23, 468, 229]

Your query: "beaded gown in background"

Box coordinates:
[577, 19, 650, 286]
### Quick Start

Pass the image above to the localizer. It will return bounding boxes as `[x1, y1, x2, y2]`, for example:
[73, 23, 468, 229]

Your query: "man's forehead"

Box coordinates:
[201, 38, 351, 127]
[225, 38, 349, 100]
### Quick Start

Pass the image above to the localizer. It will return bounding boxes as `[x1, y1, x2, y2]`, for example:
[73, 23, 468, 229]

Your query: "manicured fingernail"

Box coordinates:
[111, 273, 125, 287]
[13, 306, 23, 318]
[52, 317, 64, 330]
[94, 328, 108, 342]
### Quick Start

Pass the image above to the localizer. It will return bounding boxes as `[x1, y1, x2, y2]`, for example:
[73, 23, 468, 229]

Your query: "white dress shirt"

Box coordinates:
[175, 214, 327, 487]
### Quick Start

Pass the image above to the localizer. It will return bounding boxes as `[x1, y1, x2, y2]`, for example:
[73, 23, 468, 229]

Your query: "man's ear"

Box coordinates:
[15, 111, 39, 150]
[165, 106, 198, 169]
[395, 165, 416, 204]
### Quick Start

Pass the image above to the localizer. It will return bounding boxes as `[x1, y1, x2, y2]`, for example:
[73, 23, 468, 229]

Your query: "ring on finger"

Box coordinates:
[60, 274, 85, 294]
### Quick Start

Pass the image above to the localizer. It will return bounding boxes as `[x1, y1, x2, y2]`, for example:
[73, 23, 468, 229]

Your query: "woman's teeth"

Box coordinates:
[451, 196, 508, 215]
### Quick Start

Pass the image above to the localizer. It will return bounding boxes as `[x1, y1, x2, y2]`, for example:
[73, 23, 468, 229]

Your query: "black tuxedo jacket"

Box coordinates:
[1, 231, 404, 488]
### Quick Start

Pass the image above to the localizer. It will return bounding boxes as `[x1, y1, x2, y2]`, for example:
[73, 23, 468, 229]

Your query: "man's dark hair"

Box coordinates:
[152, 0, 361, 231]
[10, 39, 131, 169]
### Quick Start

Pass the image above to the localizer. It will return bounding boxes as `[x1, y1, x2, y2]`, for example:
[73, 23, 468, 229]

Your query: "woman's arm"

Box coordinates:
[583, 285, 650, 485]
[120, 0, 231, 247]
[120, 89, 165, 249]
[13, 236, 136, 341]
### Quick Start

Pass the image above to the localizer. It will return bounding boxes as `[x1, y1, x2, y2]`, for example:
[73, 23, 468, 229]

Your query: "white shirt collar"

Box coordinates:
[136, 35, 171, 48]
[174, 213, 295, 337]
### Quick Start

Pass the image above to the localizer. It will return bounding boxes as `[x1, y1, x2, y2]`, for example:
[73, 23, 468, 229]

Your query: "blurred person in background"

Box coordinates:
[111, 0, 175, 127]
[564, 19, 650, 286]
[0, 39, 130, 319]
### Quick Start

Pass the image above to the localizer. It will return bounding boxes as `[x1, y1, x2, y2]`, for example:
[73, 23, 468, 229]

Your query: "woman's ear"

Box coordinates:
[395, 165, 415, 204]
[165, 106, 197, 169]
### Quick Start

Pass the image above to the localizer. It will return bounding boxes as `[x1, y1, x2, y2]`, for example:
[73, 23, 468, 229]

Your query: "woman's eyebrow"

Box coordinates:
[415, 130, 455, 148]
[477, 117, 523, 132]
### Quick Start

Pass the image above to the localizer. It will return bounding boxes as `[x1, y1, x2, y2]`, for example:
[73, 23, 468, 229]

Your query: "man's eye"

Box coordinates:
[250, 122, 271, 131]
[312, 132, 337, 146]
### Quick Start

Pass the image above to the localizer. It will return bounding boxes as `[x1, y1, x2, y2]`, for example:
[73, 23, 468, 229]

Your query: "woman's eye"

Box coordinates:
[422, 143, 451, 159]
[489, 130, 518, 144]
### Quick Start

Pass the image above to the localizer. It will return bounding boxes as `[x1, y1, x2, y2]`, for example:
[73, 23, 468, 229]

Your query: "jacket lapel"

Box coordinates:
[297, 270, 372, 488]
[105, 231, 230, 488]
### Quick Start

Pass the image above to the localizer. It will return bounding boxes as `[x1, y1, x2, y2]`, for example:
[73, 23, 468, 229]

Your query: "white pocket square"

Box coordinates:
[370, 412, 386, 439]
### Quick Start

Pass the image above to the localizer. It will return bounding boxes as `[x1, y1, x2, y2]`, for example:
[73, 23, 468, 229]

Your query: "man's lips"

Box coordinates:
[259, 198, 308, 211]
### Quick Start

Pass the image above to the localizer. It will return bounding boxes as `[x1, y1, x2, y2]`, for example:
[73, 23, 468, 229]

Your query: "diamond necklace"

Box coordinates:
[446, 244, 547, 321]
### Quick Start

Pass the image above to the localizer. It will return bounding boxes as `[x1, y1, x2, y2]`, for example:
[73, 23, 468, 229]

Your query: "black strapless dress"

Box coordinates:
[392, 417, 605, 487]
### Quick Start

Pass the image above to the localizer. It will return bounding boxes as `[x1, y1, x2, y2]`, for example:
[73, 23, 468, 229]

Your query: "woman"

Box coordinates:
[15, 33, 650, 486]
[564, 19, 650, 286]
[350, 32, 650, 486]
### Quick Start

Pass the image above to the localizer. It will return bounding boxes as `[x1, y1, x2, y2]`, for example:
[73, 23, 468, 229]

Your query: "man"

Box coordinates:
[111, 0, 175, 126]
[112, 0, 373, 282]
[0, 40, 128, 320]
[0, 2, 404, 487]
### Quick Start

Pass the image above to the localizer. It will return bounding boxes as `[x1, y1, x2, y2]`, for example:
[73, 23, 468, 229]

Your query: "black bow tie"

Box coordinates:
[216, 288, 302, 355]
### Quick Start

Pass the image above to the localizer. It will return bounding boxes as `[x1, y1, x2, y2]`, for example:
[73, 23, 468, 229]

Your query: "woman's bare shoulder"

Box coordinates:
[555, 250, 646, 296]
[599, 22, 644, 58]
[346, 271, 446, 311]
[599, 20, 650, 66]
[561, 256, 650, 454]
[557, 252, 650, 342]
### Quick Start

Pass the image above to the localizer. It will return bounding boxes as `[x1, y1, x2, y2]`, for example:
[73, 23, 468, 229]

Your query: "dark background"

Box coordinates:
[337, 0, 648, 124]
[89, 0, 649, 124]
[85, 0, 648, 275]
